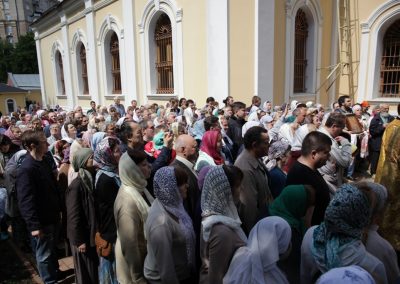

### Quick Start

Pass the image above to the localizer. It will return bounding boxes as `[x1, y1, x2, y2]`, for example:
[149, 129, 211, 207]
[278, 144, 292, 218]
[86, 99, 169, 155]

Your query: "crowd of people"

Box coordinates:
[0, 94, 399, 284]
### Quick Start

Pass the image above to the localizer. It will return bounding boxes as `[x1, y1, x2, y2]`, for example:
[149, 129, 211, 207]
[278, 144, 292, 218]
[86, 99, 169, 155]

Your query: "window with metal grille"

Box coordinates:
[80, 44, 89, 94]
[57, 52, 65, 95]
[155, 14, 174, 94]
[110, 33, 121, 94]
[294, 9, 308, 93]
[380, 19, 400, 98]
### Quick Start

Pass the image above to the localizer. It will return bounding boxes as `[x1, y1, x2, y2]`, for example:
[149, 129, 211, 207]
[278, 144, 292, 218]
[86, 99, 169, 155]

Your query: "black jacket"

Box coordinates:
[16, 153, 60, 232]
[369, 114, 394, 152]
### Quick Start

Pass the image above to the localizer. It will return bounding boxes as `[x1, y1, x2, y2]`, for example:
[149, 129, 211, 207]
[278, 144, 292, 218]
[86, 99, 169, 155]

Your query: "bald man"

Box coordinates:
[171, 134, 199, 221]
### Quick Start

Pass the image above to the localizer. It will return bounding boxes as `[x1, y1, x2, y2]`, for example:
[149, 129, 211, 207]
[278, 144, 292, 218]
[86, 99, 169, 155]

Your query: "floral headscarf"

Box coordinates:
[201, 166, 247, 242]
[94, 136, 120, 187]
[316, 265, 376, 284]
[312, 184, 372, 271]
[200, 130, 224, 165]
[264, 140, 290, 171]
[153, 166, 195, 267]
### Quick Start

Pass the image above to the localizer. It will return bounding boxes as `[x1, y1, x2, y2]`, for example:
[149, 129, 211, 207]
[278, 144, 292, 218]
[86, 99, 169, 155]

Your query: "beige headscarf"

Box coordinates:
[118, 152, 154, 232]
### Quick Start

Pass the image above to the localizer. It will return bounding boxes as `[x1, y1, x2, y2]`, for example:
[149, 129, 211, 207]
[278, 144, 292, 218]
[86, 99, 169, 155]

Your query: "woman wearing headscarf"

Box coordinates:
[91, 131, 106, 152]
[144, 166, 196, 283]
[269, 185, 316, 283]
[194, 130, 224, 172]
[199, 165, 246, 284]
[300, 183, 387, 284]
[93, 137, 122, 284]
[114, 148, 154, 284]
[316, 265, 376, 284]
[223, 216, 291, 284]
[65, 148, 98, 283]
[263, 140, 291, 198]
[364, 182, 400, 283]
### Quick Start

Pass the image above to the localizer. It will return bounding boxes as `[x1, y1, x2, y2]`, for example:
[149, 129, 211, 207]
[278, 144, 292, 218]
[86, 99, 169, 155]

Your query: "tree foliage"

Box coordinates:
[0, 32, 39, 83]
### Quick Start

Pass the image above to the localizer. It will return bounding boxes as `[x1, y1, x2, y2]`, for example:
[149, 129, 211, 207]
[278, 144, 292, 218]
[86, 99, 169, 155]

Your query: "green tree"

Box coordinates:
[0, 39, 14, 83]
[0, 32, 39, 83]
[11, 32, 38, 74]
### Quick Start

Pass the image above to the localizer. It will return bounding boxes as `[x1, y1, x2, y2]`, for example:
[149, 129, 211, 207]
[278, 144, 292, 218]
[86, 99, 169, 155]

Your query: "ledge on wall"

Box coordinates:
[77, 95, 92, 100]
[147, 94, 177, 101]
[104, 95, 125, 100]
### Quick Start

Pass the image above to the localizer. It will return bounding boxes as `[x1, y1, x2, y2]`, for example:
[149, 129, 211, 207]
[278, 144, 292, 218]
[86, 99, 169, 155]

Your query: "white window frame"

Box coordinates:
[5, 98, 16, 114]
[284, 0, 323, 103]
[51, 40, 66, 97]
[138, 0, 184, 99]
[358, 0, 400, 103]
[97, 14, 126, 98]
[71, 29, 89, 97]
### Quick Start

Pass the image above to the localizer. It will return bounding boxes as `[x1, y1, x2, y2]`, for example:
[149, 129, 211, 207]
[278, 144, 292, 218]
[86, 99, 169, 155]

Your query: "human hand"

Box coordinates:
[163, 132, 174, 149]
[31, 230, 43, 238]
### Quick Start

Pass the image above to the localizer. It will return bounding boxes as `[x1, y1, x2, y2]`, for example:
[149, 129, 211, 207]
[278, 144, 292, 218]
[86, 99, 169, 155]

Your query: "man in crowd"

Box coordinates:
[336, 95, 352, 114]
[170, 134, 199, 221]
[286, 131, 332, 225]
[112, 96, 126, 117]
[318, 112, 352, 190]
[227, 101, 247, 159]
[17, 130, 60, 283]
[87, 101, 97, 116]
[369, 103, 394, 177]
[140, 119, 155, 143]
[235, 126, 272, 235]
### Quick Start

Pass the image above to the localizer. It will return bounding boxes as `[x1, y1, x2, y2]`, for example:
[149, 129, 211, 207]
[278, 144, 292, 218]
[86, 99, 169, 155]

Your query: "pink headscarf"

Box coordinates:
[200, 130, 224, 165]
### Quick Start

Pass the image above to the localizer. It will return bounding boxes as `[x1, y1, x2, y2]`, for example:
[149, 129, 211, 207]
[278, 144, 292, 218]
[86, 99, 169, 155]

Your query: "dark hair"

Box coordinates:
[107, 136, 120, 151]
[222, 165, 243, 191]
[174, 166, 188, 187]
[398, 103, 400, 115]
[0, 134, 12, 146]
[325, 112, 346, 128]
[301, 131, 332, 156]
[117, 120, 137, 144]
[186, 99, 194, 107]
[223, 96, 233, 105]
[90, 101, 95, 104]
[179, 98, 186, 107]
[126, 147, 147, 165]
[206, 97, 215, 104]
[251, 96, 261, 104]
[243, 126, 268, 150]
[21, 130, 45, 150]
[204, 116, 219, 131]
[338, 95, 350, 107]
[232, 101, 246, 113]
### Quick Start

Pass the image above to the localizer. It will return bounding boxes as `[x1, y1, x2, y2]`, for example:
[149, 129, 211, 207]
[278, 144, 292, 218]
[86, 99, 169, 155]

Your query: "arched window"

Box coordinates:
[294, 9, 308, 93]
[57, 51, 66, 95]
[110, 32, 121, 94]
[80, 44, 89, 95]
[155, 14, 174, 94]
[6, 99, 15, 113]
[380, 19, 400, 98]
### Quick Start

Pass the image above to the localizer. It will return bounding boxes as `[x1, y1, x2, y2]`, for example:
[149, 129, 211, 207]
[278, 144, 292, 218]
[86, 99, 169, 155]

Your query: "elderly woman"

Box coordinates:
[144, 166, 195, 283]
[223, 216, 292, 284]
[300, 183, 387, 284]
[263, 140, 291, 198]
[269, 185, 316, 283]
[114, 148, 154, 284]
[65, 148, 98, 283]
[199, 165, 246, 284]
[194, 130, 224, 172]
[93, 137, 122, 284]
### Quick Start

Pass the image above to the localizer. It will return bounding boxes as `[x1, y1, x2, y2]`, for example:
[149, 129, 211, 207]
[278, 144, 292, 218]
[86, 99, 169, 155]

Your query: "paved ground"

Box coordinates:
[0, 236, 75, 284]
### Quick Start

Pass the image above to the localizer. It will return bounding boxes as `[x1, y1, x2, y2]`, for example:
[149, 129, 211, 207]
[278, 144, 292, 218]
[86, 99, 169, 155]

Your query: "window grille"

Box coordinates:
[294, 9, 308, 93]
[80, 44, 89, 94]
[57, 52, 65, 95]
[380, 19, 400, 98]
[110, 33, 121, 94]
[155, 14, 174, 94]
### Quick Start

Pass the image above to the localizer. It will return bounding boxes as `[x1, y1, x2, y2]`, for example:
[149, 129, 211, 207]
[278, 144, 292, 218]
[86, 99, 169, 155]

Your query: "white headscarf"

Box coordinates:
[223, 216, 291, 284]
[316, 265, 376, 284]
